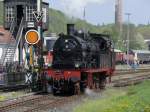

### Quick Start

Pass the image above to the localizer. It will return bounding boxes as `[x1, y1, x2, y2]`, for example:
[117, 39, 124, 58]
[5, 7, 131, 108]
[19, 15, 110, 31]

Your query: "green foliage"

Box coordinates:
[74, 81, 150, 112]
[137, 25, 150, 39]
[132, 33, 148, 50]
[47, 9, 70, 34]
[122, 24, 147, 50]
[0, 1, 3, 25]
[47, 8, 105, 35]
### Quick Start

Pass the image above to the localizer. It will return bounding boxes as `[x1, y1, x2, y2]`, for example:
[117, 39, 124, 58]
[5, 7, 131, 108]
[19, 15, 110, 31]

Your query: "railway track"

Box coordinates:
[0, 84, 29, 92]
[0, 69, 150, 112]
[112, 69, 150, 87]
[0, 94, 45, 112]
[115, 68, 150, 75]
[0, 92, 79, 112]
[23, 95, 79, 112]
[113, 74, 150, 87]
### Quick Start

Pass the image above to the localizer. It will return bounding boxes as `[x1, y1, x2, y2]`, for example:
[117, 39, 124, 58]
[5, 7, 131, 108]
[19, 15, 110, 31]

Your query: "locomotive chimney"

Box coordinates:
[67, 24, 75, 35]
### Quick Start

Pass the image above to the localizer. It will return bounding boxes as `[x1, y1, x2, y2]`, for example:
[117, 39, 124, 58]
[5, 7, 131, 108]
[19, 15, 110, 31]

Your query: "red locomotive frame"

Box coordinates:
[46, 68, 114, 81]
[45, 65, 115, 91]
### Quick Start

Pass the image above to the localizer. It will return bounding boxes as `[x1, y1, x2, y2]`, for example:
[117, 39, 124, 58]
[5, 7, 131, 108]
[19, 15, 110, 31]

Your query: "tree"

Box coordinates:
[131, 33, 147, 50]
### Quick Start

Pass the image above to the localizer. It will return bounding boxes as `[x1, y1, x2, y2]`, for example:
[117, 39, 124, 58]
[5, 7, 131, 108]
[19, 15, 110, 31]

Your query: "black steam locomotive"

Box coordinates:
[39, 24, 115, 94]
[52, 24, 114, 70]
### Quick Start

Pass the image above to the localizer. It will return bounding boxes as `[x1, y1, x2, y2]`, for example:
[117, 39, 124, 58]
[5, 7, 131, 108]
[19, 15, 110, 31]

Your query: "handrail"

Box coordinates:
[2, 17, 24, 66]
[15, 17, 24, 49]
[1, 19, 16, 65]
[9, 18, 15, 34]
[8, 17, 24, 63]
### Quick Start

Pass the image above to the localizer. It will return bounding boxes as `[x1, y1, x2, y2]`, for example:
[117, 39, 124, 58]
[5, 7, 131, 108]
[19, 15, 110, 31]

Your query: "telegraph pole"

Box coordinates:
[125, 13, 131, 66]
[36, 0, 45, 91]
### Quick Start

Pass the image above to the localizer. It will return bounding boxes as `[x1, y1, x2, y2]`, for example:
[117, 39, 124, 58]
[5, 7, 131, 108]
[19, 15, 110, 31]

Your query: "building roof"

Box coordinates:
[114, 49, 122, 53]
[132, 50, 150, 54]
[0, 26, 15, 44]
[43, 0, 49, 3]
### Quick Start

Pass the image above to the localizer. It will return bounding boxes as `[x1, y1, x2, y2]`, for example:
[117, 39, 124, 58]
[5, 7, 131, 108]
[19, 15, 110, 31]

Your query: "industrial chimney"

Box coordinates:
[115, 0, 123, 32]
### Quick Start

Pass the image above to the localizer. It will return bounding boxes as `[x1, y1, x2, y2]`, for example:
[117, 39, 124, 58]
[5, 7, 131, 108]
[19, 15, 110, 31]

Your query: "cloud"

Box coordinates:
[43, 0, 49, 3]
[59, 0, 108, 18]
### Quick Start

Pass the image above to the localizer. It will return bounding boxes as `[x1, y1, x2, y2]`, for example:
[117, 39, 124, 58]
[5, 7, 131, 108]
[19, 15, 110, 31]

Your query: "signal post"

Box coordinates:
[37, 0, 46, 91]
[22, 0, 49, 90]
[37, 0, 44, 70]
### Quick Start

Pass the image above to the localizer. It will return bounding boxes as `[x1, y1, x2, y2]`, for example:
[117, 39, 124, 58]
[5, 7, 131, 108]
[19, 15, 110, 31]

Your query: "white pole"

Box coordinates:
[37, 0, 42, 40]
[37, 0, 41, 12]
[125, 13, 131, 66]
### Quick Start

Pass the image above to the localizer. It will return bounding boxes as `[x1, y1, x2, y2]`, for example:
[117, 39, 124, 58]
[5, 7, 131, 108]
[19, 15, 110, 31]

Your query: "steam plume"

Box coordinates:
[59, 0, 108, 18]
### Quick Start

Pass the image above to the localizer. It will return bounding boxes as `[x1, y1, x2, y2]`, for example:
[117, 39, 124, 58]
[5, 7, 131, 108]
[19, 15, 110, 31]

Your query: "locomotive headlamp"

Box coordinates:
[65, 40, 69, 43]
[78, 30, 83, 34]
[75, 63, 80, 68]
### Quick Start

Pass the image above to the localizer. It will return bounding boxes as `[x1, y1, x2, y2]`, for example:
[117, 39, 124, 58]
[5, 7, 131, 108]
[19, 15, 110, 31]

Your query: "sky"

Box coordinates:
[46, 0, 150, 25]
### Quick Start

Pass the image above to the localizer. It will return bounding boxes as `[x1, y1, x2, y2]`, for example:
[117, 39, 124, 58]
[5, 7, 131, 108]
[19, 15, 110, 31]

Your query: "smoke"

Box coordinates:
[59, 0, 108, 18]
[43, 0, 49, 3]
[85, 88, 96, 96]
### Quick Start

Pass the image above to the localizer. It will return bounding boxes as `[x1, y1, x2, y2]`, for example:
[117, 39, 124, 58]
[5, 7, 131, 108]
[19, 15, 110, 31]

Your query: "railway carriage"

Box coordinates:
[131, 50, 150, 64]
[114, 49, 125, 64]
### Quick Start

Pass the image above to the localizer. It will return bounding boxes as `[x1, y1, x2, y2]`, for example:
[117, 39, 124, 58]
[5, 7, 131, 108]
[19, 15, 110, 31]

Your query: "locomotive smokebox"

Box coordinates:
[67, 24, 75, 35]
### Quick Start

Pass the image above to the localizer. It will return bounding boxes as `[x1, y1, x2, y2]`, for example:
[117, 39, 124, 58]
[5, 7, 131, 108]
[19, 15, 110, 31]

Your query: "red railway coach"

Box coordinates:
[43, 34, 58, 67]
[114, 49, 125, 64]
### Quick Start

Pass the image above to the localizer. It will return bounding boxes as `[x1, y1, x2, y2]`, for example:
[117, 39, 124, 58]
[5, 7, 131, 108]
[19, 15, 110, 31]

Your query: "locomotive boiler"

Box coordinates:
[43, 24, 115, 95]
[52, 24, 113, 69]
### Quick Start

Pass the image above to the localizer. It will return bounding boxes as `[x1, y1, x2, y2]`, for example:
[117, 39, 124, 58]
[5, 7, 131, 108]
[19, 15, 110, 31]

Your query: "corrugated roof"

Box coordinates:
[43, 0, 49, 4]
[132, 50, 150, 54]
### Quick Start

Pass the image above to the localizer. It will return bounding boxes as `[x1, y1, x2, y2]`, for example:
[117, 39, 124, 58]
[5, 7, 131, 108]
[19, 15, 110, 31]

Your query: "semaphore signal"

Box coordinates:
[25, 30, 40, 45]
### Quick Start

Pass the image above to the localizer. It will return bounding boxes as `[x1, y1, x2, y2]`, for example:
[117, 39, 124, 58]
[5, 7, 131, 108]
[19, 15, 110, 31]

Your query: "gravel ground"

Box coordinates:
[54, 87, 129, 112]
[45, 89, 105, 112]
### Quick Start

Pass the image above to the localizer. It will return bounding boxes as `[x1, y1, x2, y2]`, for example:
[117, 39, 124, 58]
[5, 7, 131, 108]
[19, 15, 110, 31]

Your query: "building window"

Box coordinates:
[6, 6, 14, 22]
[26, 6, 35, 21]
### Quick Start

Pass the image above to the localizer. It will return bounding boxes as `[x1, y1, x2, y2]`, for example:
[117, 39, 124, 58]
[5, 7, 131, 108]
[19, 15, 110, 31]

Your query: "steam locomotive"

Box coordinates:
[42, 24, 115, 95]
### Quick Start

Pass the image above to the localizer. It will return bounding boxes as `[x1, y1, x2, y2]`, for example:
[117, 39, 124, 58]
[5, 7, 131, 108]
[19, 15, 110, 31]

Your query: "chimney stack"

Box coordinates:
[115, 0, 123, 32]
[67, 24, 75, 35]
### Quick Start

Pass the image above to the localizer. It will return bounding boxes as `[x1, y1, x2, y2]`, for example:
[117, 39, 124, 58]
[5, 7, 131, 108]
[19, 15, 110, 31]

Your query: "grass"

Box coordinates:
[0, 91, 27, 101]
[74, 81, 150, 112]
[0, 95, 5, 101]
